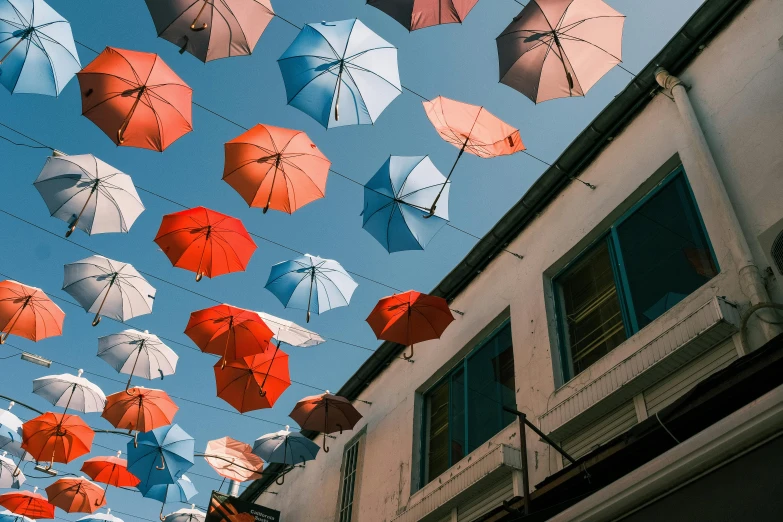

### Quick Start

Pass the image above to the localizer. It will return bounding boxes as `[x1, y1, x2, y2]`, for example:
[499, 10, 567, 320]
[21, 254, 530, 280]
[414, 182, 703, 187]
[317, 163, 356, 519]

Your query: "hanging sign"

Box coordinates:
[206, 491, 281, 522]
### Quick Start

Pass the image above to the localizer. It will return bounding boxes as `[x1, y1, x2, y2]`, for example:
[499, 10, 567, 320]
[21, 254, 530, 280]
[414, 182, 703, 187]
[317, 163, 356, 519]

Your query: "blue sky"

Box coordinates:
[0, 0, 703, 519]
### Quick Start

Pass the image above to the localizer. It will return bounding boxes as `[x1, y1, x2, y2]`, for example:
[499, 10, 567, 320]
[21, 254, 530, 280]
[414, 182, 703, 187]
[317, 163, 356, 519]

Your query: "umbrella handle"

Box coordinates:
[306, 271, 315, 323]
[155, 453, 166, 471]
[322, 436, 330, 453]
[337, 423, 343, 435]
[403, 344, 414, 360]
[334, 61, 345, 121]
[159, 502, 166, 521]
[96, 485, 107, 506]
[0, 34, 27, 65]
[117, 88, 145, 144]
[275, 473, 285, 486]
[65, 185, 96, 238]
[133, 431, 139, 448]
[190, 1, 209, 31]
[259, 388, 267, 398]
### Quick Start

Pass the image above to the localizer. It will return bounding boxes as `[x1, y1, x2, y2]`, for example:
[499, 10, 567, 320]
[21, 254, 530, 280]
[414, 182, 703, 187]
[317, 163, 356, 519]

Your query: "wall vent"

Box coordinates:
[759, 217, 783, 277]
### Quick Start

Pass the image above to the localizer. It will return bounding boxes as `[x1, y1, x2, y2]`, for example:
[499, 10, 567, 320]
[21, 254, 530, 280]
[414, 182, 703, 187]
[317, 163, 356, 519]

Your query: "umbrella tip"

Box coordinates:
[33, 486, 38, 493]
[78, 369, 84, 377]
[325, 390, 330, 394]
[285, 425, 290, 432]
[144, 330, 149, 334]
[8, 401, 13, 410]
[107, 508, 111, 514]
[117, 450, 122, 457]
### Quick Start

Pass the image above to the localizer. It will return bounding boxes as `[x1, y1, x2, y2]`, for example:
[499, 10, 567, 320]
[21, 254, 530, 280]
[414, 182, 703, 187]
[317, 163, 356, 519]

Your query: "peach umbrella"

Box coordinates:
[44, 477, 105, 514]
[496, 0, 625, 103]
[422, 95, 525, 215]
[201, 437, 263, 482]
[223, 124, 330, 214]
[185, 305, 273, 368]
[101, 388, 178, 447]
[214, 352, 290, 413]
[0, 280, 64, 345]
[368, 0, 480, 31]
[76, 47, 193, 152]
[21, 413, 94, 470]
[0, 488, 54, 519]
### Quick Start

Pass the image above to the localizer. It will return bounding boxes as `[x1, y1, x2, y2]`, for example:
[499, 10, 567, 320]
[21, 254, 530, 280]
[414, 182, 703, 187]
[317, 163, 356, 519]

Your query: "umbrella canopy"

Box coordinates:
[97, 330, 178, 392]
[0, 453, 25, 489]
[154, 207, 257, 282]
[252, 427, 319, 471]
[223, 124, 330, 215]
[366, 290, 454, 359]
[144, 0, 274, 63]
[81, 453, 140, 488]
[163, 506, 204, 522]
[496, 0, 625, 103]
[184, 304, 272, 367]
[137, 474, 196, 503]
[44, 478, 104, 514]
[102, 388, 178, 434]
[126, 424, 194, 489]
[214, 351, 290, 413]
[0, 509, 33, 522]
[257, 312, 325, 348]
[203, 437, 263, 482]
[32, 370, 106, 415]
[0, 489, 54, 519]
[0, 280, 64, 344]
[0, 0, 80, 96]
[289, 393, 362, 452]
[0, 403, 31, 462]
[34, 153, 145, 238]
[278, 19, 401, 128]
[362, 156, 450, 253]
[76, 47, 193, 151]
[76, 509, 123, 522]
[21, 413, 93, 468]
[265, 255, 358, 323]
[367, 0, 480, 31]
[63, 255, 156, 326]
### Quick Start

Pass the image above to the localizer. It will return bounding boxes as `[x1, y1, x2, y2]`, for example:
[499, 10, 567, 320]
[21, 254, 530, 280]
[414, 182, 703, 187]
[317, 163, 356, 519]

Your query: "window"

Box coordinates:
[554, 168, 718, 381]
[422, 321, 516, 485]
[338, 437, 361, 522]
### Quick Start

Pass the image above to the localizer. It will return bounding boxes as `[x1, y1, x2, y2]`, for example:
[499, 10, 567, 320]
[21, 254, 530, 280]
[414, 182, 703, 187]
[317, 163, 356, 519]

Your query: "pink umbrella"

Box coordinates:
[367, 0, 480, 31]
[496, 0, 625, 103]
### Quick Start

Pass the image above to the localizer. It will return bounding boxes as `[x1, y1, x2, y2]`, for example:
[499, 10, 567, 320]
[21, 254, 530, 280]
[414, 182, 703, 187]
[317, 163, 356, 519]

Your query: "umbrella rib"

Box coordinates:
[286, 60, 341, 106]
[26, 32, 59, 94]
[557, 33, 623, 62]
[394, 156, 427, 196]
[216, 0, 250, 54]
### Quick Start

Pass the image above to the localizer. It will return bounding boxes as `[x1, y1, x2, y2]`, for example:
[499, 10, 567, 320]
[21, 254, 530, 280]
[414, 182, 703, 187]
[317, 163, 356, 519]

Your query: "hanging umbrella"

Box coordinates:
[32, 370, 106, 415]
[77, 509, 123, 522]
[422, 95, 525, 215]
[0, 509, 33, 522]
[76, 47, 193, 152]
[126, 424, 194, 489]
[103, 388, 178, 447]
[214, 351, 290, 413]
[163, 506, 204, 522]
[0, 488, 54, 519]
[289, 393, 362, 453]
[138, 475, 197, 522]
[97, 330, 178, 392]
[257, 312, 325, 348]
[202, 437, 263, 482]
[0, 281, 64, 345]
[278, 19, 401, 128]
[45, 478, 105, 514]
[0, 403, 31, 463]
[362, 156, 450, 253]
[0, 0, 80, 96]
[223, 124, 331, 214]
[143, 0, 274, 63]
[154, 207, 257, 282]
[265, 255, 358, 323]
[0, 453, 24, 489]
[252, 427, 318, 485]
[34, 153, 145, 238]
[21, 413, 93, 469]
[63, 255, 157, 326]
[367, 0, 480, 31]
[184, 304, 272, 368]
[366, 290, 454, 359]
[496, 0, 625, 104]
[81, 452, 140, 506]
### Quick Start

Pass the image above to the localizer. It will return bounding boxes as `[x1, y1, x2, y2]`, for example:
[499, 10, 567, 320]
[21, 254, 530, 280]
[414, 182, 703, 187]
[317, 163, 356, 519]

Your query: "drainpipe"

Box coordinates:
[228, 480, 241, 497]
[654, 68, 780, 342]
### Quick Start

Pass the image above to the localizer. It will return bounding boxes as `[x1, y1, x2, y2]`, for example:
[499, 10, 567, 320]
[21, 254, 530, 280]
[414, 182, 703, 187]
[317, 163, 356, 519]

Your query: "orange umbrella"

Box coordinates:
[421, 95, 525, 215]
[76, 47, 193, 152]
[0, 280, 65, 344]
[202, 437, 263, 482]
[366, 290, 455, 360]
[0, 488, 55, 519]
[289, 393, 362, 452]
[81, 452, 140, 505]
[154, 206, 257, 282]
[223, 124, 330, 214]
[185, 304, 273, 368]
[21, 413, 94, 470]
[102, 388, 178, 445]
[45, 477, 105, 514]
[214, 351, 290, 413]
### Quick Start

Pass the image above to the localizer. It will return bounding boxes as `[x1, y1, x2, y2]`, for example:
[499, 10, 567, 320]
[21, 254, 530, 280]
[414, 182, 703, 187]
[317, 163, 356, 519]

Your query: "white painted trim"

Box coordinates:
[633, 394, 648, 422]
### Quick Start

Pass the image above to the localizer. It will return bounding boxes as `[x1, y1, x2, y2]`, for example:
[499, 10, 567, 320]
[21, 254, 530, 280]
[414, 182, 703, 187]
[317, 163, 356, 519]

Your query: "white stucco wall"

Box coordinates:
[256, 1, 783, 520]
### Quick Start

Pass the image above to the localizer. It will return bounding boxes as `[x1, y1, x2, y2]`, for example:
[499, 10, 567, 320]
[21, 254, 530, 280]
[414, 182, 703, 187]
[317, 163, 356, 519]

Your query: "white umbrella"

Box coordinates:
[0, 452, 25, 489]
[0, 403, 32, 463]
[0, 509, 33, 522]
[32, 370, 106, 414]
[63, 255, 156, 326]
[77, 508, 124, 522]
[257, 312, 325, 348]
[34, 153, 145, 238]
[97, 329, 178, 391]
[163, 505, 205, 522]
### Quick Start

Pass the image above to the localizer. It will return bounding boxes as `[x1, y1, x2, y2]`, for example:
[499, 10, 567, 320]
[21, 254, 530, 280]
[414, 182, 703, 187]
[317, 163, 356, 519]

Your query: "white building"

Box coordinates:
[243, 0, 783, 519]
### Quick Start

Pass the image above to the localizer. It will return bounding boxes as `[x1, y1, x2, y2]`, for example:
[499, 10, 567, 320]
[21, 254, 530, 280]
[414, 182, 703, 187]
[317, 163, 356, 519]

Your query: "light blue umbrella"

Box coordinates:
[265, 255, 358, 323]
[0, 509, 32, 522]
[138, 474, 197, 520]
[0, 403, 31, 463]
[0, 0, 80, 96]
[278, 19, 401, 128]
[127, 424, 194, 490]
[252, 426, 319, 484]
[362, 156, 450, 253]
[77, 509, 123, 522]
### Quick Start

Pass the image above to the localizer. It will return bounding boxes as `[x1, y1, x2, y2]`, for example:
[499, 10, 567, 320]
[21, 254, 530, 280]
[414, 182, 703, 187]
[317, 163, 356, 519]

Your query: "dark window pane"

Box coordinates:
[616, 176, 717, 330]
[450, 369, 465, 464]
[493, 326, 517, 427]
[558, 240, 627, 376]
[426, 381, 450, 481]
[467, 340, 502, 453]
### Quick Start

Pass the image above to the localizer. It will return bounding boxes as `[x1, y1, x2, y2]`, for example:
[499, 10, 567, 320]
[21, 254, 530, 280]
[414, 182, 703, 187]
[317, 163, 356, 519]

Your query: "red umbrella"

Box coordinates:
[45, 477, 105, 514]
[289, 393, 362, 452]
[81, 452, 140, 505]
[0, 280, 65, 344]
[154, 206, 257, 281]
[185, 304, 273, 368]
[77, 47, 193, 152]
[214, 351, 290, 413]
[21, 413, 94, 470]
[101, 388, 178, 446]
[366, 290, 455, 360]
[0, 488, 55, 519]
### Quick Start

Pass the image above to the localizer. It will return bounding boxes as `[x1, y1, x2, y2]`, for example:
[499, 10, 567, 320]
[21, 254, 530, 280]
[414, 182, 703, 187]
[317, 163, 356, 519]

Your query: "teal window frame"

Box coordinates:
[553, 166, 719, 383]
[419, 319, 516, 488]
